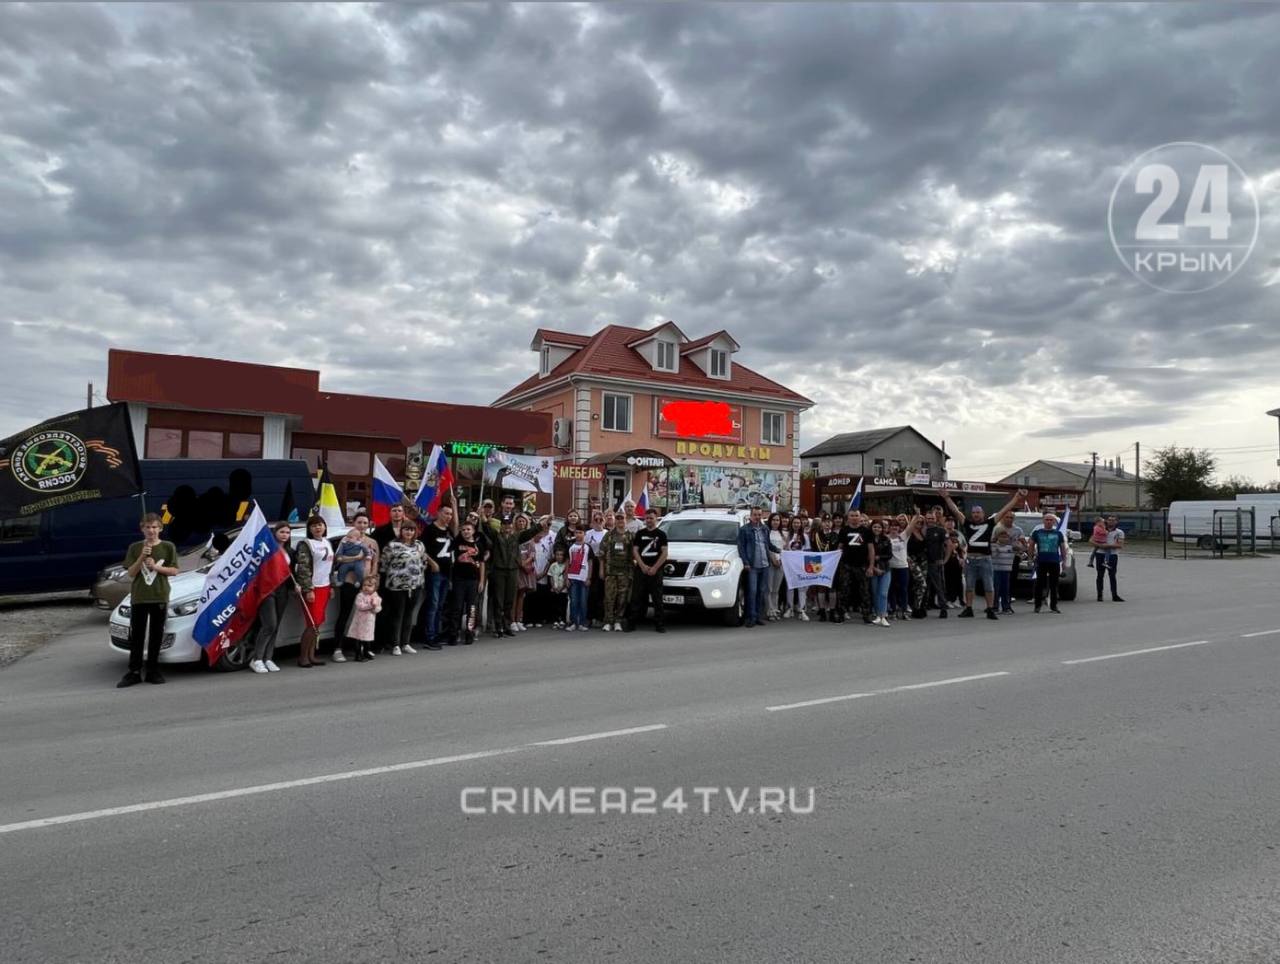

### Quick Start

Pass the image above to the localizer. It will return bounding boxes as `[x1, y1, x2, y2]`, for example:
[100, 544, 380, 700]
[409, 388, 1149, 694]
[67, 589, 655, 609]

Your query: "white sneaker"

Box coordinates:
[250, 659, 268, 674]
[331, 650, 347, 663]
[402, 644, 417, 654]
[603, 624, 612, 632]
[565, 624, 576, 632]
[577, 625, 589, 633]
[879, 616, 891, 627]
[264, 660, 280, 672]
[799, 611, 810, 622]
[392, 645, 402, 655]
[613, 623, 624, 632]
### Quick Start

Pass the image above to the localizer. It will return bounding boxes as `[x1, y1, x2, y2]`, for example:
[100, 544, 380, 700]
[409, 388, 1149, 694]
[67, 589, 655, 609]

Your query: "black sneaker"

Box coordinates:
[1034, 606, 1042, 614]
[463, 637, 475, 645]
[1049, 606, 1062, 614]
[1001, 608, 1015, 615]
[986, 608, 998, 621]
[146, 671, 166, 685]
[1097, 593, 1104, 602]
[425, 643, 443, 651]
[117, 671, 142, 689]
[958, 607, 974, 618]
[1112, 595, 1125, 602]
[655, 625, 666, 634]
[818, 610, 827, 622]
[938, 609, 948, 618]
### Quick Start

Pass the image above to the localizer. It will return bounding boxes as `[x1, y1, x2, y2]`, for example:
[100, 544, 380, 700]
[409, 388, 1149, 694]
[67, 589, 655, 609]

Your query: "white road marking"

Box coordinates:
[766, 672, 1011, 712]
[531, 724, 668, 746]
[0, 724, 670, 835]
[1241, 629, 1280, 638]
[1061, 640, 1211, 665]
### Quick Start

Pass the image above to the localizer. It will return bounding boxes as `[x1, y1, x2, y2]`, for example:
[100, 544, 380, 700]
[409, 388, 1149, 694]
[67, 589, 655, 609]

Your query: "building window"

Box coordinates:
[540, 346, 550, 376]
[710, 349, 728, 379]
[327, 450, 371, 476]
[891, 460, 902, 474]
[602, 392, 632, 432]
[187, 431, 224, 460]
[761, 410, 785, 446]
[655, 341, 676, 372]
[146, 427, 183, 459]
[227, 433, 263, 458]
[292, 447, 323, 471]
[920, 461, 931, 475]
[809, 461, 819, 472]
[873, 458, 886, 476]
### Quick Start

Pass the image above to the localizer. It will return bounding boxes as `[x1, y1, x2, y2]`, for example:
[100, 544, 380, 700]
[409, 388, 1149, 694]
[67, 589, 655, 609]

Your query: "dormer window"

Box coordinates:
[710, 349, 728, 379]
[539, 346, 551, 376]
[655, 341, 677, 372]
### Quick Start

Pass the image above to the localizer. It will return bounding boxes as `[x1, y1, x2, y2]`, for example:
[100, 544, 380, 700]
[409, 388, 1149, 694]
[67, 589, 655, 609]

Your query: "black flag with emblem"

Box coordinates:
[0, 403, 142, 518]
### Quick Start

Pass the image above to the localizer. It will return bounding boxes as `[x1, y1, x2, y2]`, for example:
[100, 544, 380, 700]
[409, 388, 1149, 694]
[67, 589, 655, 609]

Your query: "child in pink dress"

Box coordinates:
[349, 575, 382, 662]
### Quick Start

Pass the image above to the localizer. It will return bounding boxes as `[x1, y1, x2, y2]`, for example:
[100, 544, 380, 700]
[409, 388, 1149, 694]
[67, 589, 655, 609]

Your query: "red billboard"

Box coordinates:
[655, 397, 744, 443]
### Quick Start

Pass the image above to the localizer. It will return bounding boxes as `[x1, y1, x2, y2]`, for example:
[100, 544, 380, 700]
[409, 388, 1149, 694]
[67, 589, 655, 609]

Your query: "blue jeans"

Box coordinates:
[889, 568, 910, 613]
[425, 572, 451, 643]
[994, 570, 1012, 611]
[746, 566, 772, 624]
[569, 580, 589, 628]
[870, 571, 890, 617]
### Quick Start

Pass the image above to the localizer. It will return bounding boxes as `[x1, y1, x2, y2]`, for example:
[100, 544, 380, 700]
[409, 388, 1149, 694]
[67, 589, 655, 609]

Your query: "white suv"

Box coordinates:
[656, 507, 750, 625]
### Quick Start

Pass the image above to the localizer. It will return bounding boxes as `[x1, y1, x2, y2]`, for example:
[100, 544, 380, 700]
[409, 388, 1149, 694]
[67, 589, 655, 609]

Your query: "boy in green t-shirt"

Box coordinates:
[118, 513, 180, 688]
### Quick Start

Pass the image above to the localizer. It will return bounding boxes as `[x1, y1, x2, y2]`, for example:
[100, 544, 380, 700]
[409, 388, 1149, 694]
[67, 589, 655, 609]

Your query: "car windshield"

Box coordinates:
[659, 519, 740, 544]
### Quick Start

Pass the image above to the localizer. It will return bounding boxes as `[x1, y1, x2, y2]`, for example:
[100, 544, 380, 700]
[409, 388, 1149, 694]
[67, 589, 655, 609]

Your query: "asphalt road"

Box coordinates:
[3, 555, 1279, 964]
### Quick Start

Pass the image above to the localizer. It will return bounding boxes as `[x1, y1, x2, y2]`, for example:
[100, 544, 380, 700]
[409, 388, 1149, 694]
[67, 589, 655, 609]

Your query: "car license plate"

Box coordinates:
[109, 624, 130, 642]
[662, 594, 684, 605]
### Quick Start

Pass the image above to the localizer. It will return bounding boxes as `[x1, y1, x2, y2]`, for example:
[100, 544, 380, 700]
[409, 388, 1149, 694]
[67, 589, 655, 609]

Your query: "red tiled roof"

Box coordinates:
[494, 325, 812, 407]
[531, 328, 591, 349]
[107, 349, 550, 449]
[679, 330, 739, 354]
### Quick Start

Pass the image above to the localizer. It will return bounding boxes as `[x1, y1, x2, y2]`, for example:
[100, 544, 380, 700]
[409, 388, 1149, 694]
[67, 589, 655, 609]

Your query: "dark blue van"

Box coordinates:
[0, 459, 314, 596]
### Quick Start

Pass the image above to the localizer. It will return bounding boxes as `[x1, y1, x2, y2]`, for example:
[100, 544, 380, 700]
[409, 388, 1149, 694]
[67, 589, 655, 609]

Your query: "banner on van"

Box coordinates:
[0, 403, 142, 518]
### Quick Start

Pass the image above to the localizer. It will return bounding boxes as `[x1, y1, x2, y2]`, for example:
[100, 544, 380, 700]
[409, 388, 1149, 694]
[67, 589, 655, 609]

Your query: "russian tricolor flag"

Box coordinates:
[371, 456, 406, 527]
[414, 444, 455, 519]
[192, 504, 292, 667]
[636, 484, 650, 514]
[850, 477, 864, 510]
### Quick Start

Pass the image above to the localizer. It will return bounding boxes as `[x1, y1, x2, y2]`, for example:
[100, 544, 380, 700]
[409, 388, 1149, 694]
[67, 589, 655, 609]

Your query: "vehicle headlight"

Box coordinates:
[702, 560, 733, 577]
[118, 604, 132, 618]
[171, 600, 199, 617]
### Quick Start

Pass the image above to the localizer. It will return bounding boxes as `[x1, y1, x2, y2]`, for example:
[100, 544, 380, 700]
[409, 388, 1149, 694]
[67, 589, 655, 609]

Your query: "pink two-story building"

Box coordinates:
[493, 322, 813, 513]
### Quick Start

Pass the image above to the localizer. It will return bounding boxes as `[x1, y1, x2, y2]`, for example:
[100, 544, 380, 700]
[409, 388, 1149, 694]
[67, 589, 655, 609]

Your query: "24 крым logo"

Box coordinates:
[1108, 142, 1259, 293]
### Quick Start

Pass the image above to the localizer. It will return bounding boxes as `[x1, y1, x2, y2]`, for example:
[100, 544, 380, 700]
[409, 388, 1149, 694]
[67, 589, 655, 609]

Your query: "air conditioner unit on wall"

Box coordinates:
[552, 418, 572, 449]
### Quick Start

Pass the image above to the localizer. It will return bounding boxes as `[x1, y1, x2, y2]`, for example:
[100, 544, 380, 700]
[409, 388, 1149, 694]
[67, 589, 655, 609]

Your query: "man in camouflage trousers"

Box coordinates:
[600, 511, 633, 632]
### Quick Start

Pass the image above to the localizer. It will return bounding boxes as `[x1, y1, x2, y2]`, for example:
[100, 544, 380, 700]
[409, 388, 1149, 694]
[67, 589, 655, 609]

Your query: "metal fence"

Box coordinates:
[1160, 507, 1280, 558]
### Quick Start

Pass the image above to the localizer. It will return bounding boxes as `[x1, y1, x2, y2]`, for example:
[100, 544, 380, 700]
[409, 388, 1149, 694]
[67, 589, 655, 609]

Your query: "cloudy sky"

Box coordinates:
[2, 2, 1279, 483]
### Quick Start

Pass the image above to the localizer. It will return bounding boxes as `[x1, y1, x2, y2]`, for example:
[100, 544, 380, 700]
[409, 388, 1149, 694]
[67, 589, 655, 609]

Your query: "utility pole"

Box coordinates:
[1134, 441, 1141, 509]
[87, 382, 93, 409]
[1091, 451, 1099, 511]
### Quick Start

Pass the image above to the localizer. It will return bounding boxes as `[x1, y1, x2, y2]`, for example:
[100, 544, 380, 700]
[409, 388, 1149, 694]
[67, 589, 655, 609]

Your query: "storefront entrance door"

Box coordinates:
[606, 471, 628, 511]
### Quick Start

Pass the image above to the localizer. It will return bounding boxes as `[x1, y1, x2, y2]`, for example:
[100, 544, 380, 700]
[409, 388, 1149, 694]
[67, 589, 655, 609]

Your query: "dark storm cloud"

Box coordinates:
[1, 1, 1278, 464]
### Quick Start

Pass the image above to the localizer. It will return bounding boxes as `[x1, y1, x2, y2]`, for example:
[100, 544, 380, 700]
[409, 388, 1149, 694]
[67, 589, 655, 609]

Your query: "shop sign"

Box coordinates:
[873, 476, 900, 487]
[961, 482, 987, 492]
[656, 397, 744, 444]
[448, 441, 499, 457]
[674, 440, 772, 461]
[930, 480, 960, 490]
[907, 472, 931, 485]
[824, 476, 854, 488]
[555, 463, 605, 481]
[625, 455, 669, 468]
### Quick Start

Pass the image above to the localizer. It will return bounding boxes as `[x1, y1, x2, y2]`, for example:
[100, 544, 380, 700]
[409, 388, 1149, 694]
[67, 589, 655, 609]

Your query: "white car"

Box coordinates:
[108, 524, 349, 672]
[656, 508, 750, 625]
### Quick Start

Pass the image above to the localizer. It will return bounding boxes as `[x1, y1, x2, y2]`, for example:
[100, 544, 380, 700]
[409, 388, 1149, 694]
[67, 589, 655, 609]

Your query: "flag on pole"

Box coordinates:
[371, 456, 406, 526]
[315, 464, 345, 531]
[1057, 507, 1071, 534]
[192, 504, 292, 666]
[279, 479, 300, 524]
[617, 488, 631, 512]
[850, 477, 864, 510]
[769, 491, 778, 513]
[635, 484, 650, 514]
[414, 444, 454, 519]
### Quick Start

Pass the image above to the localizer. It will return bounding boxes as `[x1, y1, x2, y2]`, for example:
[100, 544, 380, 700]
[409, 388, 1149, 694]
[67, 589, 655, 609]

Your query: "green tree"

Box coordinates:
[1143, 446, 1216, 507]
[1212, 475, 1280, 498]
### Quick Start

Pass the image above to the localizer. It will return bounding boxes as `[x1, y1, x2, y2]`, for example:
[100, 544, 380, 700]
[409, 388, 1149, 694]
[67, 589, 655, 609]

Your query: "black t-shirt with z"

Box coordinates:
[452, 535, 484, 581]
[963, 518, 998, 557]
[422, 525, 455, 577]
[838, 525, 872, 568]
[633, 528, 668, 571]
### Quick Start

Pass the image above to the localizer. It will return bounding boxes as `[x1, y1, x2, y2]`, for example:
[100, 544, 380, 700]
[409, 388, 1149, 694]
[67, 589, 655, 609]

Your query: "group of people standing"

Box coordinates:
[116, 483, 1126, 687]
[735, 487, 1117, 628]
